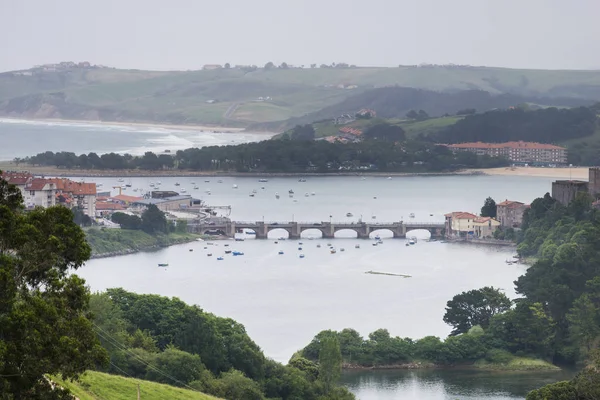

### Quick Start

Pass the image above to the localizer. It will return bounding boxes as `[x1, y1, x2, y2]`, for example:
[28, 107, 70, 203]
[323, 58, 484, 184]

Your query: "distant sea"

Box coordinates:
[0, 118, 272, 160]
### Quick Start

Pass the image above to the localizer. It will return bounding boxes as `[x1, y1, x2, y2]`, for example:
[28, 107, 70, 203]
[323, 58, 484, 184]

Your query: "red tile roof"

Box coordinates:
[110, 194, 143, 203]
[445, 211, 478, 219]
[447, 141, 565, 150]
[497, 200, 527, 208]
[26, 178, 53, 191]
[1, 172, 33, 185]
[96, 202, 125, 211]
[48, 178, 96, 196]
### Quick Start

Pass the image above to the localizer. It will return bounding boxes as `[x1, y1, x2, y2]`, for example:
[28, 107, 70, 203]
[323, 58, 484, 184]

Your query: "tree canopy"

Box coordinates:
[443, 287, 512, 335]
[0, 172, 108, 398]
[481, 197, 497, 218]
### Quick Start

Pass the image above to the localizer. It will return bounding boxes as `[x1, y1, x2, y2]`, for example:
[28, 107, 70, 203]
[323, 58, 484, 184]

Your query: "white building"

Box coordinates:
[23, 178, 56, 208]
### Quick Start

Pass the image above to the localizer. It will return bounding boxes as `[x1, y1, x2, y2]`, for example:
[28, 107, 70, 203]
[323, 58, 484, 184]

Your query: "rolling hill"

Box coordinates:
[1, 65, 600, 128]
[52, 370, 220, 400]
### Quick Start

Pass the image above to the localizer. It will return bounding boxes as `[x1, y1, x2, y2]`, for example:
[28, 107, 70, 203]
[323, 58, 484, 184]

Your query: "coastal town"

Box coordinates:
[4, 167, 599, 243]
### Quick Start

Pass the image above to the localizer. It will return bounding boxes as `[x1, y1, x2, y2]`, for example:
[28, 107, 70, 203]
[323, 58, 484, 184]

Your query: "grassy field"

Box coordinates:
[85, 229, 201, 256]
[52, 370, 220, 400]
[2, 65, 600, 127]
[473, 357, 560, 371]
[396, 116, 464, 139]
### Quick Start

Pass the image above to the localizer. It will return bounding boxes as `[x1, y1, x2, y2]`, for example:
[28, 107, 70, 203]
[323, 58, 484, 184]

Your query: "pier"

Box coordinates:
[190, 220, 444, 239]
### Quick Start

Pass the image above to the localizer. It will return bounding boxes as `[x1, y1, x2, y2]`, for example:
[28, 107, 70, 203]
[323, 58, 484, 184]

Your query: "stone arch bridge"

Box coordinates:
[190, 221, 444, 240]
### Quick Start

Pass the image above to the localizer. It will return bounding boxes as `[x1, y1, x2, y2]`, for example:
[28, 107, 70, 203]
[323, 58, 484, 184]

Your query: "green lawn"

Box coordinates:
[473, 357, 560, 371]
[52, 370, 220, 400]
[396, 116, 464, 139]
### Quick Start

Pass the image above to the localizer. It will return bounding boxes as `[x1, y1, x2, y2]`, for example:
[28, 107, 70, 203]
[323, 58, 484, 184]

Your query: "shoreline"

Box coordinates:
[0, 116, 278, 134]
[0, 162, 484, 178]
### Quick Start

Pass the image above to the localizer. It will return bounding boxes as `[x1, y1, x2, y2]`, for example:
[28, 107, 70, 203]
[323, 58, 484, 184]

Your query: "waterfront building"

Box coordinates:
[445, 211, 500, 238]
[496, 200, 529, 228]
[132, 195, 202, 212]
[23, 178, 56, 209]
[447, 141, 567, 165]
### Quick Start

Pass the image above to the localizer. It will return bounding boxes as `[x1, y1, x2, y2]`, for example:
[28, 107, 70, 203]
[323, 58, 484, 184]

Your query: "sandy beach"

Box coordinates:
[0, 116, 276, 134]
[472, 166, 590, 180]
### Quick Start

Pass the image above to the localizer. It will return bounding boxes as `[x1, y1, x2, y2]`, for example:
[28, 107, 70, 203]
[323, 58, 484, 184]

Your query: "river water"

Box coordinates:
[0, 118, 270, 160]
[74, 174, 568, 399]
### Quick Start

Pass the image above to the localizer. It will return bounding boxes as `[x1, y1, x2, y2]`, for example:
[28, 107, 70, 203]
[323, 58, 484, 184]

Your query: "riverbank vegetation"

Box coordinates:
[90, 289, 354, 400]
[24, 137, 507, 173]
[86, 229, 200, 257]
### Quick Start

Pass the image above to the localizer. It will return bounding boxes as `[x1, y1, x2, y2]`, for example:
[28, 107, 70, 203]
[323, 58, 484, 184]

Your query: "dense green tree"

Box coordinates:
[264, 61, 275, 70]
[290, 124, 316, 141]
[443, 287, 512, 335]
[567, 277, 600, 355]
[141, 204, 168, 234]
[480, 197, 497, 218]
[319, 334, 343, 393]
[456, 108, 476, 115]
[363, 123, 406, 142]
[0, 173, 108, 397]
[145, 346, 206, 386]
[111, 212, 142, 230]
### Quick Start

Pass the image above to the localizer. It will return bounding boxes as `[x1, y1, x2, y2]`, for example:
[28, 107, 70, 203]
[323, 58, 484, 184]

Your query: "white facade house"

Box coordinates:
[23, 179, 56, 208]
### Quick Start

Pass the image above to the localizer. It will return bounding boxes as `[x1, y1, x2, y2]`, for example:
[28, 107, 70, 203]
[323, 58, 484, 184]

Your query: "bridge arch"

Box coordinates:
[300, 228, 324, 239]
[406, 228, 432, 240]
[333, 228, 359, 239]
[369, 229, 394, 239]
[267, 228, 291, 239]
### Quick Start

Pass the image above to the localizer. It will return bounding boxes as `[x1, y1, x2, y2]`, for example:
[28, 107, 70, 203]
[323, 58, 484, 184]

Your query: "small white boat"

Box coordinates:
[330, 249, 336, 254]
[289, 194, 294, 198]
[217, 180, 223, 183]
[311, 192, 316, 196]
[259, 179, 268, 182]
[157, 181, 161, 185]
[409, 213, 415, 218]
[194, 186, 199, 190]
[117, 178, 124, 183]
[252, 189, 257, 194]
[372, 215, 376, 219]
[409, 239, 415, 245]
[249, 193, 255, 197]
[355, 244, 360, 249]
[233, 184, 238, 189]
[289, 189, 294, 194]
[305, 193, 309, 197]
[175, 182, 181, 186]
[275, 193, 280, 199]
[387, 177, 392, 180]
[346, 213, 353, 217]
[298, 179, 306, 182]
[180, 188, 187, 193]
[299, 254, 305, 258]
[205, 180, 210, 183]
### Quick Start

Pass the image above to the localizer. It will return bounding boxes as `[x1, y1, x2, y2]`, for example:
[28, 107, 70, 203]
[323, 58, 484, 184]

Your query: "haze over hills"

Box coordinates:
[1, 64, 600, 130]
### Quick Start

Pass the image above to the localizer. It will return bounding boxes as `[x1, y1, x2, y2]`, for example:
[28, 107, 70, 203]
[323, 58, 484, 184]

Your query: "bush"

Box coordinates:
[485, 349, 514, 364]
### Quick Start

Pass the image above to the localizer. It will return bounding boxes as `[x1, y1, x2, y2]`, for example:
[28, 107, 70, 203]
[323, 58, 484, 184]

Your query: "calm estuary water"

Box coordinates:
[74, 175, 566, 399]
[0, 118, 270, 159]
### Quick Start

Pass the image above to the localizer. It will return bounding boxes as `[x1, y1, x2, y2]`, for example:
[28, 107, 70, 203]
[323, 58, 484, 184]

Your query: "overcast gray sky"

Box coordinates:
[1, 0, 599, 72]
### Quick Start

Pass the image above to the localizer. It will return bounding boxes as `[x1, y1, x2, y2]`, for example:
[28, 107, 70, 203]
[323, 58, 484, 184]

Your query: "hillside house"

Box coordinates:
[48, 178, 97, 217]
[496, 200, 529, 228]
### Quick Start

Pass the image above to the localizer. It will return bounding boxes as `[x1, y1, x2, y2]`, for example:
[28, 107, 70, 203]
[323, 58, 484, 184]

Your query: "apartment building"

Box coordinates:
[447, 141, 567, 165]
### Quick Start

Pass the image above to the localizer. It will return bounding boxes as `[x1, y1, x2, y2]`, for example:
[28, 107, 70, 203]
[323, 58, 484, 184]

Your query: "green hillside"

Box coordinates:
[53, 370, 220, 400]
[1, 65, 600, 127]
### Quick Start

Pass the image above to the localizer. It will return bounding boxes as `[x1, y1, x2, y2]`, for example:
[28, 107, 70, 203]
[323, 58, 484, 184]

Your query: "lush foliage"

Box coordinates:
[0, 173, 108, 398]
[434, 106, 597, 144]
[443, 287, 512, 335]
[527, 351, 600, 399]
[481, 197, 497, 218]
[363, 123, 406, 142]
[91, 289, 355, 400]
[25, 139, 508, 173]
